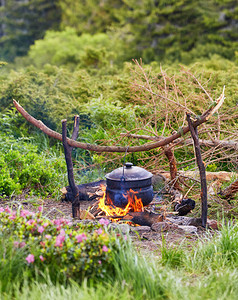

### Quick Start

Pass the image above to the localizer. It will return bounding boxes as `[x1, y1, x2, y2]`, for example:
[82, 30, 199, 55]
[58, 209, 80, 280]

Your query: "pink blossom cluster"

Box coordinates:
[95, 228, 103, 235]
[26, 254, 34, 264]
[20, 209, 33, 218]
[75, 233, 87, 243]
[55, 229, 66, 247]
[1, 206, 115, 271]
[99, 218, 110, 226]
[14, 241, 26, 248]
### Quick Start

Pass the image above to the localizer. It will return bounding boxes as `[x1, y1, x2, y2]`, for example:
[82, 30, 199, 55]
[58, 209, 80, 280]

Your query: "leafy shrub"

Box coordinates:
[85, 97, 136, 129]
[27, 28, 121, 69]
[0, 133, 66, 196]
[0, 207, 125, 284]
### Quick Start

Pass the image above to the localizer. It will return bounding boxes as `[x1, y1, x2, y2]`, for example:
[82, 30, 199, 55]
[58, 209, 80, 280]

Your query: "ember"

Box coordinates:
[98, 185, 144, 221]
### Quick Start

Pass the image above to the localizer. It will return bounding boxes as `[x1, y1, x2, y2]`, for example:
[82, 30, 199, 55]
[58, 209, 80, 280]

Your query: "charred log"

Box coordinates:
[174, 198, 195, 216]
[62, 180, 106, 202]
[123, 211, 163, 227]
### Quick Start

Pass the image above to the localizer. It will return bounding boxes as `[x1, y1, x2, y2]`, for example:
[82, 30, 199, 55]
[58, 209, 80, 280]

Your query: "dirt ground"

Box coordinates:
[0, 195, 206, 255]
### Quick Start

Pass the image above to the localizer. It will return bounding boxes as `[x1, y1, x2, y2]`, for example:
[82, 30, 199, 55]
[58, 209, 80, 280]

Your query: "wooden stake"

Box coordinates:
[187, 113, 207, 228]
[62, 118, 80, 218]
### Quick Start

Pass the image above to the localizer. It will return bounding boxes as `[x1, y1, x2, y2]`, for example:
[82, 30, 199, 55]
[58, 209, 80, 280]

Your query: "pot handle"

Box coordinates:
[122, 146, 129, 180]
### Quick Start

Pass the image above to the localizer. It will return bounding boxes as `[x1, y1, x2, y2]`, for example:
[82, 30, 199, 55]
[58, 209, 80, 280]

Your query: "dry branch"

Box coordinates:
[13, 88, 225, 153]
[120, 135, 238, 151]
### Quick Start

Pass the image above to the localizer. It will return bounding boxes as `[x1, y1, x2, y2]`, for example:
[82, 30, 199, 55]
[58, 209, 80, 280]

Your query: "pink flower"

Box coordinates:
[43, 222, 48, 228]
[55, 234, 65, 247]
[99, 218, 110, 226]
[45, 235, 52, 240]
[60, 229, 65, 235]
[53, 219, 61, 226]
[19, 242, 26, 248]
[40, 241, 45, 247]
[124, 235, 127, 241]
[75, 233, 87, 243]
[95, 228, 103, 235]
[38, 226, 44, 234]
[98, 260, 102, 264]
[102, 245, 109, 252]
[14, 241, 19, 248]
[20, 210, 31, 218]
[26, 254, 34, 264]
[26, 219, 35, 226]
[14, 241, 25, 249]
[39, 255, 44, 262]
[38, 206, 43, 212]
[59, 218, 67, 224]
[9, 212, 16, 220]
[0, 207, 4, 213]
[5, 207, 11, 213]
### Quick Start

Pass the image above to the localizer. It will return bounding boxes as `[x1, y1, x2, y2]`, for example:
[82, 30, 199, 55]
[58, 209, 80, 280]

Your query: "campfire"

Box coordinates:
[91, 185, 144, 222]
[87, 184, 165, 227]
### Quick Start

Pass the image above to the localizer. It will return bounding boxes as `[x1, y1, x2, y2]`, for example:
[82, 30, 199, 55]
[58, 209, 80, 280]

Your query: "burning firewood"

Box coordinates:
[122, 211, 163, 227]
[80, 210, 95, 220]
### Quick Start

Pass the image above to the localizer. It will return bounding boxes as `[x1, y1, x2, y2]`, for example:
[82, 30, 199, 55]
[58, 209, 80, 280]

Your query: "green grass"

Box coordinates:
[1, 221, 238, 299]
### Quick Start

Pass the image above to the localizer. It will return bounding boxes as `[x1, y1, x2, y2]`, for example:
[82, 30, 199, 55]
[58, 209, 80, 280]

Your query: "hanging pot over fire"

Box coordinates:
[105, 162, 153, 208]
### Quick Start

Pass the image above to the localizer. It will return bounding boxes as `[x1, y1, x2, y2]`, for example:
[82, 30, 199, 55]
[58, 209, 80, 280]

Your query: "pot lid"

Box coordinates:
[105, 162, 153, 181]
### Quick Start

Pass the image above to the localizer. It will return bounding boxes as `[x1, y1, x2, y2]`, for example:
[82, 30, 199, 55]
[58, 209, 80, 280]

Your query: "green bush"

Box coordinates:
[27, 28, 122, 69]
[0, 207, 125, 286]
[0, 133, 66, 196]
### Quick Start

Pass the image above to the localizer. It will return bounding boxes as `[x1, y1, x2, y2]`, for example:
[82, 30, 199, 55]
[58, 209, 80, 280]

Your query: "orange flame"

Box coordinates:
[98, 185, 144, 220]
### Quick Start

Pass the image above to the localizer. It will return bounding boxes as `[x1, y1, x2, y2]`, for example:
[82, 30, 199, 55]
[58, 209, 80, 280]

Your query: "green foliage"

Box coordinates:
[0, 64, 132, 132]
[85, 97, 136, 129]
[188, 222, 238, 271]
[0, 133, 66, 196]
[1, 213, 238, 299]
[27, 28, 119, 69]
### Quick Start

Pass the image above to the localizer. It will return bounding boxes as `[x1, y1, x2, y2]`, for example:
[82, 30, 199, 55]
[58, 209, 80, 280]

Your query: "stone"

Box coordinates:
[131, 226, 151, 233]
[108, 223, 131, 234]
[118, 224, 131, 234]
[151, 222, 171, 232]
[177, 225, 198, 234]
[207, 219, 219, 230]
[152, 174, 166, 191]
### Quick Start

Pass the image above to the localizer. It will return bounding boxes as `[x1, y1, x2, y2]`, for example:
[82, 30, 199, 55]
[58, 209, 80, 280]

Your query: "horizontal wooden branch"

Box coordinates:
[13, 87, 224, 153]
[120, 133, 238, 151]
